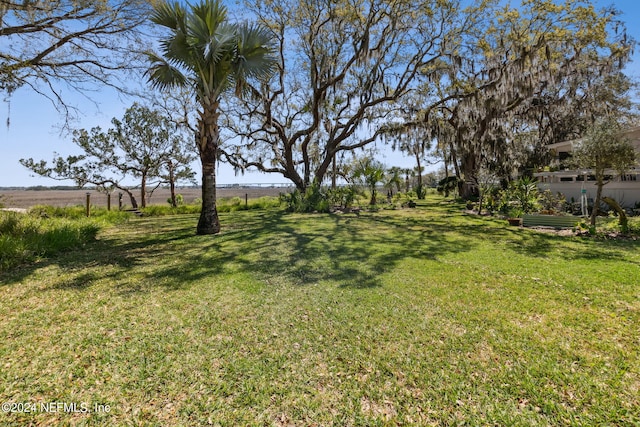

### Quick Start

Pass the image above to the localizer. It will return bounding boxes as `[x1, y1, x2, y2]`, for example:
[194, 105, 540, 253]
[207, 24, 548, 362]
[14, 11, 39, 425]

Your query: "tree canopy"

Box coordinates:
[0, 0, 152, 117]
[20, 103, 195, 208]
[220, 0, 484, 193]
[388, 0, 636, 198]
[571, 116, 637, 226]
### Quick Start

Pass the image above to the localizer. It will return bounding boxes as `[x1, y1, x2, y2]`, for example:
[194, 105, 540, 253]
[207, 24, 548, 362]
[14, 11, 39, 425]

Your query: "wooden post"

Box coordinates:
[245, 193, 248, 208]
[107, 193, 111, 211]
[85, 192, 91, 217]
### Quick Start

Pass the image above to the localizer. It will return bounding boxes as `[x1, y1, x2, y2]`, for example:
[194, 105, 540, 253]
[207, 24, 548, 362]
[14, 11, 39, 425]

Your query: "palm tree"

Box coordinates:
[146, 0, 275, 234]
[385, 166, 403, 195]
[353, 158, 386, 206]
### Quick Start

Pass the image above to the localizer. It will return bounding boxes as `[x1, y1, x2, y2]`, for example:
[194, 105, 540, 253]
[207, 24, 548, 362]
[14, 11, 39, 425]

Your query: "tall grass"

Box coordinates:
[29, 204, 132, 222]
[0, 197, 282, 271]
[0, 209, 121, 272]
[141, 196, 282, 216]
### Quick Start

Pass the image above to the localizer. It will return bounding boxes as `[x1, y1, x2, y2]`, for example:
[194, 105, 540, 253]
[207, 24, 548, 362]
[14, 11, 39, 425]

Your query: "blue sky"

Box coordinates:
[1, 0, 640, 188]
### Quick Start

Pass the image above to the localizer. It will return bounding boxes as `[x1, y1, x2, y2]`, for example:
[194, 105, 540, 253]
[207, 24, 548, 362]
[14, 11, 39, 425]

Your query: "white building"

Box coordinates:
[534, 126, 640, 208]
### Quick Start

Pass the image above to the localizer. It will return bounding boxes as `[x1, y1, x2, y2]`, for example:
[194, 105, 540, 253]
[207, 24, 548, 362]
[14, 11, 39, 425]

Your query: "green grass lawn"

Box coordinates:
[1, 196, 638, 426]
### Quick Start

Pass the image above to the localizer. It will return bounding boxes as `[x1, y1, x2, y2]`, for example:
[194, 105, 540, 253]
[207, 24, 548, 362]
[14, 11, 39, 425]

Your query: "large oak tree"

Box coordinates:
[425, 0, 635, 198]
[220, 0, 484, 193]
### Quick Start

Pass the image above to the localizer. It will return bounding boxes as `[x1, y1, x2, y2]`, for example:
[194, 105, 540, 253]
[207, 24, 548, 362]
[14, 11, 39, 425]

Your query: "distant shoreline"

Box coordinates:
[0, 187, 293, 209]
[0, 183, 295, 191]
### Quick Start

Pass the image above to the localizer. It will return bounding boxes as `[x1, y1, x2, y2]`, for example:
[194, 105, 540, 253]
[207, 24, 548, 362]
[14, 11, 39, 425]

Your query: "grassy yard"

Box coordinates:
[0, 197, 638, 426]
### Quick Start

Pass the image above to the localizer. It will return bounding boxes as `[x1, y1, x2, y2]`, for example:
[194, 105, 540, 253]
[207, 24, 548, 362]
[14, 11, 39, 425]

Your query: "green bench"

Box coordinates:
[522, 214, 580, 229]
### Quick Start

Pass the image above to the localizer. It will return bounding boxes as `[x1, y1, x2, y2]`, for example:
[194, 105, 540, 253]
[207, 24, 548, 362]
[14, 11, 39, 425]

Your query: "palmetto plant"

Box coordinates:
[146, 0, 275, 234]
[353, 158, 386, 206]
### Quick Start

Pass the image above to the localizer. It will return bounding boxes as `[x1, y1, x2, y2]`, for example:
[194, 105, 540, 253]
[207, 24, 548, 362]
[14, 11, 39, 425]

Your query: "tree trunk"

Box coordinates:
[331, 154, 337, 190]
[169, 164, 177, 208]
[141, 173, 147, 208]
[603, 196, 628, 233]
[415, 154, 424, 199]
[590, 179, 604, 227]
[197, 114, 221, 235]
[122, 188, 138, 209]
[459, 155, 479, 199]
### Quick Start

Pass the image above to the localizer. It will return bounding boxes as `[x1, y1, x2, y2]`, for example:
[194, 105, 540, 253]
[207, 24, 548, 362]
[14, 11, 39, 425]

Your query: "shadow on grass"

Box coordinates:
[2, 206, 638, 292]
[1, 208, 472, 291]
[132, 209, 477, 290]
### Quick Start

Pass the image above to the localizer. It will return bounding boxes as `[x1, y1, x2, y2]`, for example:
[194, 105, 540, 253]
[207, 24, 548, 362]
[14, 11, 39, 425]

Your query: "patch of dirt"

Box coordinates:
[526, 226, 576, 236]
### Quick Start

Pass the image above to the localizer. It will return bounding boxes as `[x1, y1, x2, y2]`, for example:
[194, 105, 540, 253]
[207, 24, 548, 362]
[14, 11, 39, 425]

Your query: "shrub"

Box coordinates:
[167, 193, 185, 206]
[539, 190, 568, 214]
[327, 185, 360, 209]
[437, 176, 460, 197]
[498, 177, 541, 216]
[281, 183, 330, 213]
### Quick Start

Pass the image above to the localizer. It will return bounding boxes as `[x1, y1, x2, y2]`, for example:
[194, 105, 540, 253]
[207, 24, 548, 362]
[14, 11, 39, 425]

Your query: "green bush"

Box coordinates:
[326, 185, 360, 209]
[437, 176, 460, 197]
[497, 177, 541, 216]
[281, 183, 330, 213]
[167, 193, 185, 206]
[627, 217, 640, 235]
[538, 189, 568, 213]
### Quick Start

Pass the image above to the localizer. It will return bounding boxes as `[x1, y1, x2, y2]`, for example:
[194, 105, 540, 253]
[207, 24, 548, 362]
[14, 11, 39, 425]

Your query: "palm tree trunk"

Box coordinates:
[197, 116, 221, 235]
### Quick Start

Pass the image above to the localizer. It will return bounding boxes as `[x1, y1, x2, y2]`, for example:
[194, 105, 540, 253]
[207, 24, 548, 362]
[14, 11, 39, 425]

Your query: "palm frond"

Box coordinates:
[148, 0, 275, 100]
[161, 28, 195, 69]
[234, 22, 277, 81]
[186, 4, 235, 65]
[146, 52, 188, 90]
[205, 24, 237, 63]
[190, 0, 227, 35]
[151, 1, 186, 30]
